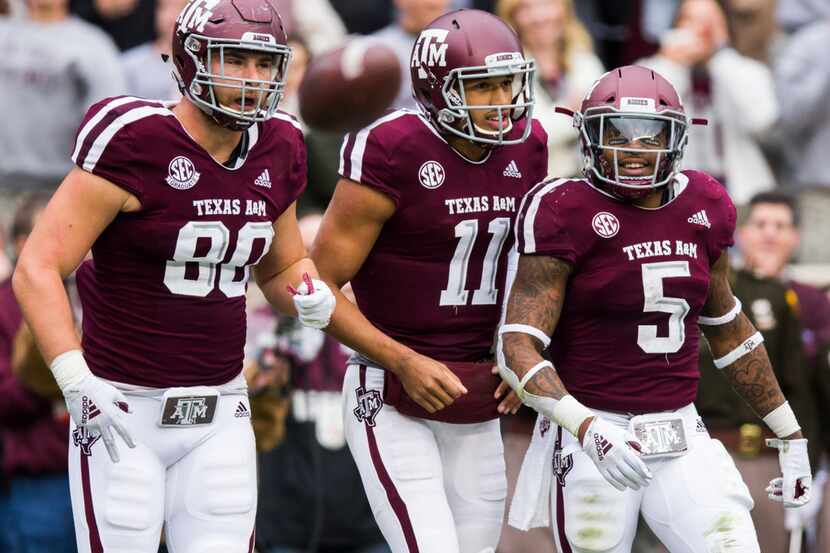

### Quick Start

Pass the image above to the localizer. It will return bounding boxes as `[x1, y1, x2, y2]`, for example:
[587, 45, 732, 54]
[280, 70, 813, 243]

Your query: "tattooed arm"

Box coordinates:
[700, 252, 803, 439]
[501, 253, 653, 489]
[501, 254, 600, 439]
[501, 254, 571, 399]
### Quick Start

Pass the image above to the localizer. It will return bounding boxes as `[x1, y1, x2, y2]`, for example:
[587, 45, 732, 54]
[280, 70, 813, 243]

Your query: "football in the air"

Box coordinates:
[298, 39, 402, 133]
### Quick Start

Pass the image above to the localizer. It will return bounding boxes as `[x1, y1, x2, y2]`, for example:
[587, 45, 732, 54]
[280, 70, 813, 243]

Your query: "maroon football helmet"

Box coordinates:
[410, 9, 535, 146]
[171, 0, 291, 131]
[558, 66, 702, 200]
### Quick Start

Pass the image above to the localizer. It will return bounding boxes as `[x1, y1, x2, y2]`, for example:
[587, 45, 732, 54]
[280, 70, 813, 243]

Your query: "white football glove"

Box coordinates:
[289, 273, 336, 329]
[766, 438, 812, 508]
[783, 469, 824, 530]
[53, 350, 135, 463]
[581, 417, 653, 492]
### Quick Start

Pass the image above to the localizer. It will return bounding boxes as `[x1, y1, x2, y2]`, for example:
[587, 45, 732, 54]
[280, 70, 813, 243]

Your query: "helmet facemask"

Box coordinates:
[181, 33, 291, 131]
[579, 109, 688, 200]
[435, 53, 536, 146]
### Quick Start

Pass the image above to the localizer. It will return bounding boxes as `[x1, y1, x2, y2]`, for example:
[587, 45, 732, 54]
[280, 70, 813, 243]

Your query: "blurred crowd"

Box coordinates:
[1, 0, 829, 552]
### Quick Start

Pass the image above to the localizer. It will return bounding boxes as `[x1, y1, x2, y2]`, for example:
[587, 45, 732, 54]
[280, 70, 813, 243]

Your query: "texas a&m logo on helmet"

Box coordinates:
[410, 29, 449, 80]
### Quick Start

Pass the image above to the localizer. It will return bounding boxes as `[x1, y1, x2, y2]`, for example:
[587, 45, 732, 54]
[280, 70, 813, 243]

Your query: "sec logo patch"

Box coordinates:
[166, 156, 200, 190]
[418, 160, 445, 189]
[592, 211, 620, 238]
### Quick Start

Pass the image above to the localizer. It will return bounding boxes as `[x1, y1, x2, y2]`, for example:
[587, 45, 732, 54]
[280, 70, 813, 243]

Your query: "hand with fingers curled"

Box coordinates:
[52, 350, 135, 463]
[395, 352, 467, 414]
[288, 272, 336, 330]
[766, 438, 812, 508]
[579, 416, 653, 492]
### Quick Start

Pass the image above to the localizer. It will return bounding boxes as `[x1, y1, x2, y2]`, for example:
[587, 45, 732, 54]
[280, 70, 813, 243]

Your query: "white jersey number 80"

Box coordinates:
[163, 221, 274, 298]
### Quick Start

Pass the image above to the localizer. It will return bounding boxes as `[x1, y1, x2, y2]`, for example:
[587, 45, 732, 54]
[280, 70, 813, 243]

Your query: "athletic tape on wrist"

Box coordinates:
[762, 401, 801, 438]
[713, 331, 764, 369]
[499, 324, 551, 348]
[551, 395, 594, 438]
[698, 297, 742, 326]
[50, 349, 92, 391]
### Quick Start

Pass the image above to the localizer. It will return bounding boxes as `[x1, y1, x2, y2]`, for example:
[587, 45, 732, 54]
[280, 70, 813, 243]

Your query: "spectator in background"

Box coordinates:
[372, 0, 451, 110]
[252, 213, 390, 553]
[497, 0, 604, 178]
[573, 0, 667, 70]
[771, 1, 830, 191]
[0, 0, 125, 192]
[637, 0, 778, 206]
[723, 0, 783, 64]
[120, 0, 186, 99]
[0, 193, 74, 553]
[736, 192, 830, 552]
[696, 191, 822, 553]
[70, 0, 154, 50]
[769, 1, 830, 265]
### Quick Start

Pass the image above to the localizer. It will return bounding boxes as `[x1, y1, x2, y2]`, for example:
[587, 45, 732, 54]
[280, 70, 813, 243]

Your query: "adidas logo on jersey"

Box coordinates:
[687, 209, 711, 228]
[503, 160, 522, 178]
[254, 169, 272, 189]
[234, 401, 250, 418]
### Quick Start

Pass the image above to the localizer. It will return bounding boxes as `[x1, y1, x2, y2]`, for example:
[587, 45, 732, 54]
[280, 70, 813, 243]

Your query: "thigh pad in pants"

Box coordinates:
[559, 442, 629, 553]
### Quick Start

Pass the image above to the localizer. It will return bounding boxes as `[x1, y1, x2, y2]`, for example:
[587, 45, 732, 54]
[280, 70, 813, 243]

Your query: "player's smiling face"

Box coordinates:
[598, 117, 668, 179]
[209, 48, 280, 116]
[462, 75, 516, 134]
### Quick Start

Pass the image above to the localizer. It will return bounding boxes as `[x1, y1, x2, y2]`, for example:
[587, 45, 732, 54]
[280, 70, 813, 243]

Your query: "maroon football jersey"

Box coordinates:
[71, 96, 306, 387]
[339, 110, 548, 362]
[515, 171, 736, 413]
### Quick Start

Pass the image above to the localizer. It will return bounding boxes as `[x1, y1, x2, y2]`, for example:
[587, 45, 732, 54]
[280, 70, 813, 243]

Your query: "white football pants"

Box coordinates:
[343, 364, 506, 553]
[67, 385, 256, 553]
[550, 404, 760, 553]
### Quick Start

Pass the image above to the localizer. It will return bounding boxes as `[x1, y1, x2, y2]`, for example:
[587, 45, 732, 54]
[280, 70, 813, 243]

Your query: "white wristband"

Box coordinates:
[499, 324, 551, 348]
[762, 401, 801, 438]
[698, 297, 742, 326]
[518, 360, 553, 392]
[50, 349, 92, 391]
[551, 395, 594, 438]
[713, 331, 764, 369]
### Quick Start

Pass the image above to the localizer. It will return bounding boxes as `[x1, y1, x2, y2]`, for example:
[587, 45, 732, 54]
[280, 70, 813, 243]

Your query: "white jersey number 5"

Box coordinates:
[638, 260, 691, 354]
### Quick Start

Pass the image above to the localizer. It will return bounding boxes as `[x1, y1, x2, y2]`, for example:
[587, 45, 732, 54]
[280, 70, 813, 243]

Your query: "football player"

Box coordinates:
[12, 0, 341, 551]
[308, 9, 548, 553]
[498, 65, 811, 552]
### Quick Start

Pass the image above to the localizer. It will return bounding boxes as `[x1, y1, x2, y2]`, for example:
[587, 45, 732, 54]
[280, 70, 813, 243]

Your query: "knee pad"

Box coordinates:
[563, 479, 627, 552]
[103, 461, 164, 533]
